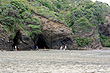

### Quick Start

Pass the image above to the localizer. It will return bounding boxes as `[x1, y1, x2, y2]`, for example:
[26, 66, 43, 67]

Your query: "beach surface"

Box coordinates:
[0, 48, 110, 73]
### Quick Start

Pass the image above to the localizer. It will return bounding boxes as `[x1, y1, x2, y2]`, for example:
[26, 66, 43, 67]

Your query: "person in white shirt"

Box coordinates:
[60, 46, 63, 50]
[64, 46, 67, 50]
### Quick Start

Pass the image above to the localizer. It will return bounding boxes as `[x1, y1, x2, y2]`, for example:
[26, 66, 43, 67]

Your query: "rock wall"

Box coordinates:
[17, 35, 34, 50]
[0, 24, 34, 50]
[0, 13, 78, 50]
[0, 24, 11, 50]
[2, 11, 108, 50]
[99, 14, 110, 37]
[73, 23, 102, 49]
[34, 12, 78, 50]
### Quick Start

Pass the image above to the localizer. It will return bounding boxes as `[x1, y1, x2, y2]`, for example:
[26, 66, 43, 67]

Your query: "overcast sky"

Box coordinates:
[91, 0, 110, 5]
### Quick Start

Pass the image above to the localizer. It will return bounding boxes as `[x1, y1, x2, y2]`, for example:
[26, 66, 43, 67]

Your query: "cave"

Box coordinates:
[61, 38, 72, 45]
[37, 34, 49, 49]
[12, 30, 28, 50]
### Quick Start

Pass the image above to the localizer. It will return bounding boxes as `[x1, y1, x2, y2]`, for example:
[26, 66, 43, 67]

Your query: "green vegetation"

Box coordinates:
[73, 17, 93, 47]
[74, 17, 93, 33]
[0, 0, 110, 47]
[100, 35, 110, 47]
[0, 0, 41, 39]
[75, 37, 92, 47]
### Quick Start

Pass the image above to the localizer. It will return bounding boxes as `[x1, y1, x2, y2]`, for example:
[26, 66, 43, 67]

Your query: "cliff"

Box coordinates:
[73, 17, 102, 49]
[0, 0, 110, 50]
[33, 12, 77, 49]
[99, 13, 110, 47]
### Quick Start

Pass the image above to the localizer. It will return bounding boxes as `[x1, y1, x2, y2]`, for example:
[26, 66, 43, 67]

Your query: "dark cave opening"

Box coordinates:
[37, 34, 49, 49]
[12, 30, 21, 50]
[12, 30, 28, 50]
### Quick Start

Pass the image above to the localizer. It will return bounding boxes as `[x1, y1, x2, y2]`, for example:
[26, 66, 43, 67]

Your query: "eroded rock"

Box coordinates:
[99, 14, 110, 37]
[34, 13, 78, 50]
[0, 24, 11, 50]
[73, 18, 102, 49]
[0, 24, 34, 50]
[17, 35, 34, 50]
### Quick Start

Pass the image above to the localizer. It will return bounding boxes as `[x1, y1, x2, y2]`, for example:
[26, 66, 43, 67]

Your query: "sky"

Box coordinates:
[91, 0, 110, 5]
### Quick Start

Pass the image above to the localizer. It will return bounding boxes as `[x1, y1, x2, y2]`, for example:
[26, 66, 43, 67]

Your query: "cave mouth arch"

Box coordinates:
[37, 34, 49, 49]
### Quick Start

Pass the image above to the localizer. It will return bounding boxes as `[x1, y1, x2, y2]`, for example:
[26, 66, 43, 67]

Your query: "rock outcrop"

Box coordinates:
[0, 24, 12, 50]
[0, 24, 34, 50]
[99, 13, 110, 37]
[17, 35, 34, 50]
[0, 12, 78, 50]
[73, 18, 102, 49]
[34, 12, 78, 50]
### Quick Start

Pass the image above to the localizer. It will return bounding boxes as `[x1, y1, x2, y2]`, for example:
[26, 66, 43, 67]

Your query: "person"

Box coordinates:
[36, 46, 38, 50]
[44, 47, 46, 50]
[15, 46, 17, 51]
[60, 46, 63, 50]
[64, 46, 67, 50]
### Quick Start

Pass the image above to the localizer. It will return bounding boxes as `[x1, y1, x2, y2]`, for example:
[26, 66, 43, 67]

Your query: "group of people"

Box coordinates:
[12, 45, 67, 51]
[36, 46, 67, 50]
[60, 46, 67, 50]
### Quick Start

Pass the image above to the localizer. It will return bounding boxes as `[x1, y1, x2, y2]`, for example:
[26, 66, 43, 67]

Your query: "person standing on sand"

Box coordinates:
[64, 46, 67, 50]
[60, 46, 63, 50]
[44, 47, 46, 50]
[36, 46, 38, 50]
[15, 46, 17, 51]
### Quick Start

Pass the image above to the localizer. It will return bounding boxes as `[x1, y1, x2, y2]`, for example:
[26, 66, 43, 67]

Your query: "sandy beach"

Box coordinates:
[0, 49, 110, 73]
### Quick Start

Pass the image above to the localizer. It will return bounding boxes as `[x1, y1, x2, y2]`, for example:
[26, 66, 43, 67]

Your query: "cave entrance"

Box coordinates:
[37, 34, 49, 49]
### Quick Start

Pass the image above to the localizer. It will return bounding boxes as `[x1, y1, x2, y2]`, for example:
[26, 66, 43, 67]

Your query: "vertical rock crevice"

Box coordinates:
[12, 30, 28, 50]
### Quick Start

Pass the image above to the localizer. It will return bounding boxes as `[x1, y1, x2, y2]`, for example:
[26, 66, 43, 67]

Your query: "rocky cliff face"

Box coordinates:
[0, 24, 34, 50]
[2, 11, 109, 50]
[73, 18, 102, 49]
[0, 24, 10, 50]
[99, 13, 110, 37]
[0, 13, 78, 50]
[34, 13, 78, 50]
[0, 11, 104, 50]
[17, 35, 34, 50]
[98, 13, 110, 47]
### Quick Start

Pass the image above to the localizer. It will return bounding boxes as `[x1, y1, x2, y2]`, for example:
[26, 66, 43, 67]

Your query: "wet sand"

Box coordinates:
[0, 49, 110, 73]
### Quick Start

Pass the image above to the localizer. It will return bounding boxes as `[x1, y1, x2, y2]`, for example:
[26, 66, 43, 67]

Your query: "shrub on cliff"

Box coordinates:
[0, 0, 41, 39]
[0, 4, 19, 26]
[100, 35, 110, 47]
[74, 17, 93, 33]
[75, 37, 92, 47]
[10, 0, 28, 13]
